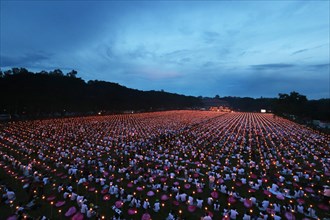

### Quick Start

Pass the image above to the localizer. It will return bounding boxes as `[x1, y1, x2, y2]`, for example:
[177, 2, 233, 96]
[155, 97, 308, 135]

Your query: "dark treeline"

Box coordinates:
[219, 92, 329, 121]
[0, 68, 202, 117]
[273, 92, 329, 121]
[0, 68, 328, 121]
[220, 96, 275, 112]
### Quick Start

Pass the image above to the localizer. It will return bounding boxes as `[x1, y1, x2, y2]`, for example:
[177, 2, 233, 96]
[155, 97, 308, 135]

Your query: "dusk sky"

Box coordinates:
[1, 1, 329, 99]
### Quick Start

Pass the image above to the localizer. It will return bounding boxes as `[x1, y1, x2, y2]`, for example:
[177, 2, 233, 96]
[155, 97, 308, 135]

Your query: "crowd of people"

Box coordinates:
[0, 111, 329, 220]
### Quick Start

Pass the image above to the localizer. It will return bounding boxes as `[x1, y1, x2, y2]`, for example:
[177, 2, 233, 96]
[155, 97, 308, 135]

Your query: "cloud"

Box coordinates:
[202, 62, 215, 68]
[251, 63, 296, 71]
[291, 49, 309, 55]
[126, 46, 155, 60]
[1, 1, 329, 99]
[138, 68, 183, 80]
[161, 50, 191, 58]
[208, 67, 329, 99]
[202, 31, 220, 44]
[307, 63, 330, 70]
[158, 50, 193, 66]
[0, 52, 51, 67]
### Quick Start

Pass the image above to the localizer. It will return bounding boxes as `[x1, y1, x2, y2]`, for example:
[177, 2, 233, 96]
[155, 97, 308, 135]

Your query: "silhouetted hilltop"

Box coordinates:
[0, 68, 202, 116]
[0, 68, 328, 122]
[201, 95, 329, 121]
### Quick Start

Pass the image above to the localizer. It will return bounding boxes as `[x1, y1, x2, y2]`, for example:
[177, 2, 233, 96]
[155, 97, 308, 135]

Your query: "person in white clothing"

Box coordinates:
[81, 203, 88, 214]
[293, 175, 299, 182]
[71, 191, 77, 201]
[153, 200, 160, 212]
[126, 193, 133, 202]
[261, 199, 269, 210]
[250, 195, 257, 204]
[63, 191, 69, 199]
[207, 196, 213, 205]
[203, 213, 212, 220]
[76, 195, 84, 206]
[143, 199, 150, 210]
[308, 206, 317, 218]
[230, 209, 239, 219]
[273, 203, 281, 213]
[297, 204, 304, 214]
[213, 200, 220, 211]
[273, 214, 281, 220]
[86, 208, 95, 218]
[6, 189, 16, 200]
[58, 184, 64, 193]
[242, 212, 251, 220]
[188, 195, 194, 205]
[271, 183, 279, 193]
[196, 198, 203, 208]
[180, 192, 187, 202]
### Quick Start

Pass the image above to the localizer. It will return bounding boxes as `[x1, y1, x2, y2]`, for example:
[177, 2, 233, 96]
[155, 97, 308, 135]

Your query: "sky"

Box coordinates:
[1, 0, 329, 99]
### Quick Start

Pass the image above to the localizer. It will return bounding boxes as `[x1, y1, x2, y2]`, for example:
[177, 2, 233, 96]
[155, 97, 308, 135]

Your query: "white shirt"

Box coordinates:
[271, 183, 278, 192]
[180, 193, 187, 202]
[230, 209, 238, 219]
[196, 199, 203, 208]
[81, 203, 88, 213]
[6, 191, 15, 200]
[143, 201, 150, 209]
[297, 205, 304, 213]
[262, 200, 269, 209]
[154, 202, 160, 212]
[273, 214, 281, 220]
[87, 209, 94, 218]
[242, 214, 251, 220]
[274, 203, 281, 213]
[250, 197, 256, 204]
[203, 216, 212, 220]
[71, 192, 77, 201]
[188, 196, 194, 205]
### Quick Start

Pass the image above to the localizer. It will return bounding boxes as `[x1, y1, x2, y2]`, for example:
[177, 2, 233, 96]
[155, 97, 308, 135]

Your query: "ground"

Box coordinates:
[0, 111, 329, 220]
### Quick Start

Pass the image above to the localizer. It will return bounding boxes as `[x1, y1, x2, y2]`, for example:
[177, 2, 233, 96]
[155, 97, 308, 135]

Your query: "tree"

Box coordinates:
[38, 70, 49, 75]
[50, 69, 63, 76]
[66, 70, 78, 78]
[4, 69, 12, 77]
[275, 91, 308, 116]
[12, 67, 20, 75]
[19, 68, 29, 75]
[12, 67, 29, 75]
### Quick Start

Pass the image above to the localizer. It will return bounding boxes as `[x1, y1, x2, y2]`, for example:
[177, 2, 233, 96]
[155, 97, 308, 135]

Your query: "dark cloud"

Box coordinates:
[202, 31, 220, 44]
[0, 1, 328, 99]
[105, 47, 116, 60]
[161, 50, 190, 58]
[251, 63, 295, 71]
[291, 48, 309, 55]
[178, 57, 191, 65]
[127, 47, 155, 60]
[210, 70, 329, 99]
[0, 52, 51, 67]
[159, 50, 192, 66]
[1, 1, 117, 55]
[202, 62, 215, 68]
[238, 51, 246, 57]
[307, 63, 330, 70]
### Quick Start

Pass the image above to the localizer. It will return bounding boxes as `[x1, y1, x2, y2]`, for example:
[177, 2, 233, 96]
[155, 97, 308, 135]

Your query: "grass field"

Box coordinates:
[0, 111, 329, 220]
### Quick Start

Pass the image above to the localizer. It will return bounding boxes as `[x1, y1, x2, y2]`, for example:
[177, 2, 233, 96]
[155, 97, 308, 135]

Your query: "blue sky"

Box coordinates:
[1, 0, 329, 99]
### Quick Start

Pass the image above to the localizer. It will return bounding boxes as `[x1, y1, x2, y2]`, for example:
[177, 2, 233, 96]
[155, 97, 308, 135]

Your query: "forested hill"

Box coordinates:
[0, 68, 202, 116]
[219, 94, 329, 121]
[0, 68, 328, 121]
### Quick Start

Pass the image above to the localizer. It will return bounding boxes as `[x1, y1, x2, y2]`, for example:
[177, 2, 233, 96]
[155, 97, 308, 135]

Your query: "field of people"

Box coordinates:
[0, 110, 329, 220]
